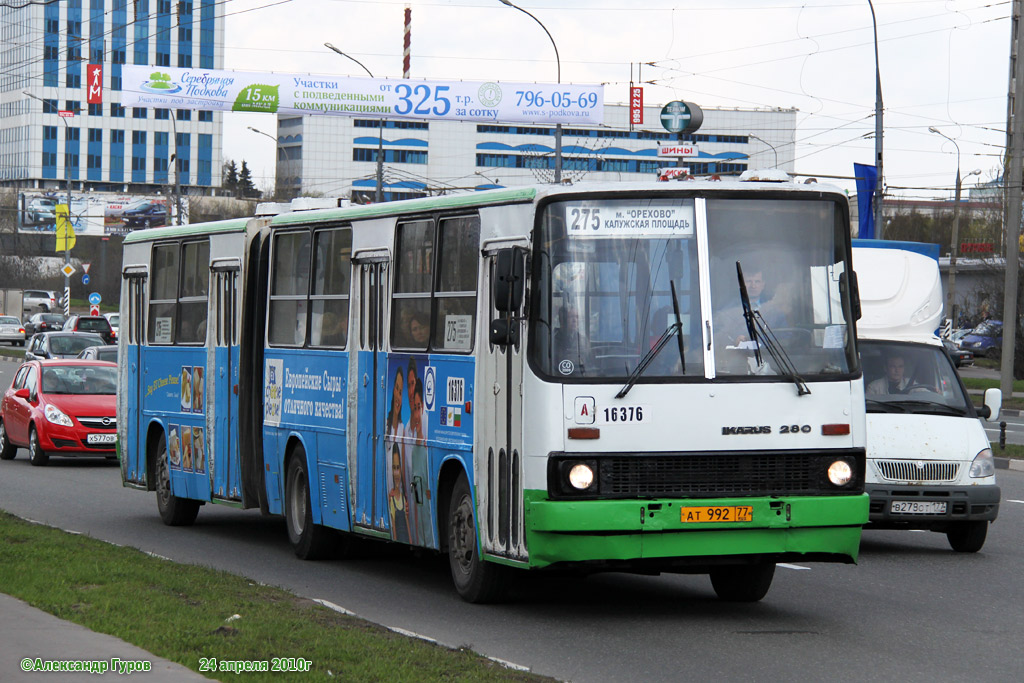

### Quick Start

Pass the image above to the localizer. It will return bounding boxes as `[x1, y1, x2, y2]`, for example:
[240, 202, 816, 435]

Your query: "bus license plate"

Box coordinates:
[680, 506, 753, 523]
[891, 501, 946, 514]
[87, 434, 117, 445]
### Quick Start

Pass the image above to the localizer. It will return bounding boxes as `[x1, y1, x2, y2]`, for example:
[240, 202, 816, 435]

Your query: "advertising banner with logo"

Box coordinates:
[121, 65, 604, 125]
[87, 64, 103, 104]
[17, 192, 187, 236]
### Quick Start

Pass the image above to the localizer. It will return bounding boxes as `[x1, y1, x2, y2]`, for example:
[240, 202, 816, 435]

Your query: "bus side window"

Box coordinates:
[392, 219, 433, 351]
[148, 243, 178, 344]
[434, 215, 480, 352]
[268, 230, 311, 347]
[311, 227, 352, 348]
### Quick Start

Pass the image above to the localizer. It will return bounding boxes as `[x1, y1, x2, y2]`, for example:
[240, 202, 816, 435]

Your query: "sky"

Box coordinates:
[219, 0, 1012, 200]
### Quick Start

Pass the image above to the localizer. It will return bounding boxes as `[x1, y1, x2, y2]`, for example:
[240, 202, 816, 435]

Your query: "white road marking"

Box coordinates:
[778, 563, 810, 570]
[312, 598, 355, 616]
[1007, 499, 1024, 504]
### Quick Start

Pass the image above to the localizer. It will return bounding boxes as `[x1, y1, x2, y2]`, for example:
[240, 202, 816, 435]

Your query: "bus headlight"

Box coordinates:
[970, 449, 995, 478]
[827, 459, 854, 486]
[568, 463, 595, 490]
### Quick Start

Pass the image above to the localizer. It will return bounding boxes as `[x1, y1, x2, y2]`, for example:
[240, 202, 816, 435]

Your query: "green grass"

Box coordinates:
[993, 442, 1024, 459]
[961, 376, 1024, 393]
[0, 511, 547, 683]
[0, 347, 24, 360]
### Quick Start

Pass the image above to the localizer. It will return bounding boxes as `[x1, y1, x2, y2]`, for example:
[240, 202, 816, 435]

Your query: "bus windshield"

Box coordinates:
[530, 195, 856, 380]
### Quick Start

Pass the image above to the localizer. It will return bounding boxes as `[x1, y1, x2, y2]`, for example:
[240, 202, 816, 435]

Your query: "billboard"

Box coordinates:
[17, 192, 187, 236]
[122, 65, 604, 125]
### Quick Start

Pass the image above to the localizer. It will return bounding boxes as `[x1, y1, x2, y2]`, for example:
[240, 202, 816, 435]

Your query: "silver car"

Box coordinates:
[0, 316, 25, 346]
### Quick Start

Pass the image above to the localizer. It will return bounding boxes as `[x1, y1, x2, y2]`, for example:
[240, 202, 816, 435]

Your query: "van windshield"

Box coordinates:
[860, 340, 971, 415]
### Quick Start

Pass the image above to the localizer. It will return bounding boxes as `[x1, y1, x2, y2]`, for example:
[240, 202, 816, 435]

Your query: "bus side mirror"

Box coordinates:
[489, 318, 520, 346]
[842, 270, 862, 321]
[493, 247, 525, 314]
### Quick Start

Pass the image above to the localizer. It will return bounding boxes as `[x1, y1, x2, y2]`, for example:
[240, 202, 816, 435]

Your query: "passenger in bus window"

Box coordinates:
[409, 311, 430, 347]
[388, 443, 411, 544]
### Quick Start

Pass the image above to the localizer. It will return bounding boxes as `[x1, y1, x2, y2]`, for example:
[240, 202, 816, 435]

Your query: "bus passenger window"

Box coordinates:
[148, 243, 178, 344]
[392, 219, 433, 351]
[269, 231, 311, 347]
[433, 215, 480, 352]
[311, 227, 352, 348]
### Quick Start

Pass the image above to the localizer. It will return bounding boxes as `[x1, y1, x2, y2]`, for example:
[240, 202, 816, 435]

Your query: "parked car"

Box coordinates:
[63, 315, 115, 344]
[24, 332, 105, 361]
[22, 289, 57, 313]
[958, 320, 1002, 358]
[0, 316, 25, 346]
[24, 197, 57, 227]
[943, 338, 974, 368]
[122, 200, 168, 229]
[77, 345, 118, 362]
[23, 312, 67, 337]
[104, 312, 120, 339]
[0, 359, 117, 465]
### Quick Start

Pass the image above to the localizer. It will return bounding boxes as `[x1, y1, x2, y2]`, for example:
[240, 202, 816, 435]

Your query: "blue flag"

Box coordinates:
[854, 163, 878, 239]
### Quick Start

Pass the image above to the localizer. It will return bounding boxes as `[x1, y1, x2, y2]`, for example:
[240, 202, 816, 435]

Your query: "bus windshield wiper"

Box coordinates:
[615, 321, 684, 399]
[616, 281, 688, 399]
[736, 262, 810, 396]
[736, 262, 762, 366]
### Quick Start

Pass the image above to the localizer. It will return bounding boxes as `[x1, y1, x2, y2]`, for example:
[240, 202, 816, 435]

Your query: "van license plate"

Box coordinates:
[891, 501, 947, 514]
[680, 506, 753, 523]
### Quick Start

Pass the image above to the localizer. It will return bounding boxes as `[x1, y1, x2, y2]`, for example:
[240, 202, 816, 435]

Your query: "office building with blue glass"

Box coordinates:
[0, 0, 223, 194]
[275, 104, 796, 202]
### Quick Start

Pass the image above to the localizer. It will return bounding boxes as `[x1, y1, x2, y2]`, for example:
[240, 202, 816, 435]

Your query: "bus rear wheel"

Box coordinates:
[709, 562, 775, 602]
[155, 433, 200, 526]
[285, 447, 337, 560]
[447, 474, 508, 603]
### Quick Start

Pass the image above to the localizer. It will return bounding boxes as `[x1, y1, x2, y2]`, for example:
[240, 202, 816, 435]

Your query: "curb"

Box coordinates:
[995, 457, 1024, 471]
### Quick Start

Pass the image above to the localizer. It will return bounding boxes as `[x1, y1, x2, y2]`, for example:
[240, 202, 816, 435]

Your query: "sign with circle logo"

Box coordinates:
[660, 100, 704, 135]
[423, 366, 436, 412]
[88, 292, 102, 305]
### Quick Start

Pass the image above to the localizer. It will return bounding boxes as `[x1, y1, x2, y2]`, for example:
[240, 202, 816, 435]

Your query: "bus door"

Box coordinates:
[353, 255, 390, 533]
[122, 268, 147, 486]
[481, 247, 527, 561]
[211, 261, 241, 501]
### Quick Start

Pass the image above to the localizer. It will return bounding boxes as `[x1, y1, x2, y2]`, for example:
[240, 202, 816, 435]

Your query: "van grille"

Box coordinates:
[875, 460, 958, 483]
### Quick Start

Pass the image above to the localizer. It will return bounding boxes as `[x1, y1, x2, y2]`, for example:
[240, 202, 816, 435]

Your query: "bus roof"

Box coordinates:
[122, 217, 251, 244]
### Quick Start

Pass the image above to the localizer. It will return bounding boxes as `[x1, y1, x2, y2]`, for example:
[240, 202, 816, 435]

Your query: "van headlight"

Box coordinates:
[970, 449, 995, 478]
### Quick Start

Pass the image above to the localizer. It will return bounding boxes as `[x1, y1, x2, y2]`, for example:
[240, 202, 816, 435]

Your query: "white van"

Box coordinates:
[853, 244, 1001, 552]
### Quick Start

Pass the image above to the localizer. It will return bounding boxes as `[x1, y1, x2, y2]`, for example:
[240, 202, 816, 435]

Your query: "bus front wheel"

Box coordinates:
[285, 448, 337, 560]
[709, 562, 775, 602]
[447, 474, 507, 603]
[155, 434, 200, 526]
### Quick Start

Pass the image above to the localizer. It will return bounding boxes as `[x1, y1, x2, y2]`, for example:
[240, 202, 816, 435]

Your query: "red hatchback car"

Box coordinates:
[0, 360, 117, 466]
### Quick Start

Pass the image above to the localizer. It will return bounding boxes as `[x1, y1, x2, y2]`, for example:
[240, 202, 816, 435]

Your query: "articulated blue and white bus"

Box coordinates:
[119, 179, 868, 602]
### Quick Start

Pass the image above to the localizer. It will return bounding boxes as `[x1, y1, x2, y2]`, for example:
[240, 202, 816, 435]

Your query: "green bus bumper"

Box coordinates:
[522, 492, 869, 569]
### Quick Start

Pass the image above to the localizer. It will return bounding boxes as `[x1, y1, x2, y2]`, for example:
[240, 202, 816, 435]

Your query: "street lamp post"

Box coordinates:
[747, 133, 778, 168]
[928, 126, 981, 328]
[24, 91, 74, 314]
[867, 0, 885, 238]
[169, 113, 182, 225]
[324, 42, 384, 202]
[247, 125, 284, 197]
[499, 0, 562, 183]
